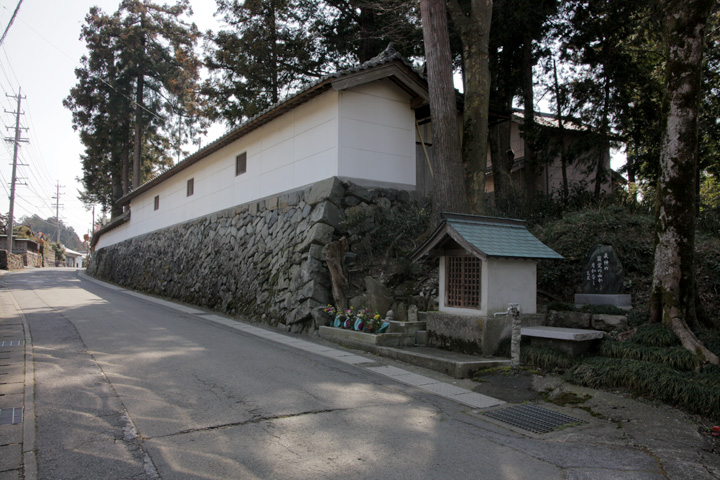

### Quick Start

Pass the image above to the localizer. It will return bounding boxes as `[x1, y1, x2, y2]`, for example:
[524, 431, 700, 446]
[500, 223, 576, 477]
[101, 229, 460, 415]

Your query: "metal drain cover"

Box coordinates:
[0, 408, 23, 425]
[484, 404, 584, 434]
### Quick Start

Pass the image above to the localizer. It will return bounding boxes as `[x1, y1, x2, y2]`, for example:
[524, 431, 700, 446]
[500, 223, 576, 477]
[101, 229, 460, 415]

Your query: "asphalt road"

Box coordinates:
[2, 269, 675, 479]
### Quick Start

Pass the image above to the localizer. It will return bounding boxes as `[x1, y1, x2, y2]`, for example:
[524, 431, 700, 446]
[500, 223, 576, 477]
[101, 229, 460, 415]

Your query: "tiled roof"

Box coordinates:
[412, 213, 563, 261]
[446, 214, 563, 259]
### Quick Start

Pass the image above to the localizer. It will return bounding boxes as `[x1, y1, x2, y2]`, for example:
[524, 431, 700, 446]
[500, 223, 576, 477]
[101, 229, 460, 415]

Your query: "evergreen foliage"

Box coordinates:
[203, 0, 423, 126]
[203, 0, 325, 125]
[65, 0, 205, 216]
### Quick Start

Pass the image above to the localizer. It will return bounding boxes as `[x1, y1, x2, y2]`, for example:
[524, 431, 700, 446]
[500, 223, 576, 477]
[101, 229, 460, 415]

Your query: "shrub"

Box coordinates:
[532, 205, 655, 302]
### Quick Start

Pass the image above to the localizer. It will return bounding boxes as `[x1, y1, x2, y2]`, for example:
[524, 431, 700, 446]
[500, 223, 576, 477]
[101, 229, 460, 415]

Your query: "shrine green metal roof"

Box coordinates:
[411, 213, 563, 261]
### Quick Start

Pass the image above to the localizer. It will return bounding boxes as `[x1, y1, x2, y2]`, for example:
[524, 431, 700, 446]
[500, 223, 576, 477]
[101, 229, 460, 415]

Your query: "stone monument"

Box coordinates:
[574, 245, 631, 308]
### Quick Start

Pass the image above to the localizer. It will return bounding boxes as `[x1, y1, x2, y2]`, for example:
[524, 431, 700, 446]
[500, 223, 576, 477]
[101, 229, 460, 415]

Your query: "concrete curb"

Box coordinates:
[3, 284, 38, 480]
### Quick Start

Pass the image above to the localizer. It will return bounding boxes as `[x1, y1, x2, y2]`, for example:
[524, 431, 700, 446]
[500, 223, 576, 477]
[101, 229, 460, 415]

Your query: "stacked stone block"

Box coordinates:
[88, 178, 422, 332]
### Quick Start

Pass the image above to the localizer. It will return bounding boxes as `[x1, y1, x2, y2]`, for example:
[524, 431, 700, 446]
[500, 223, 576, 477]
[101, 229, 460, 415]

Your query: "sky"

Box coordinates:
[0, 0, 223, 241]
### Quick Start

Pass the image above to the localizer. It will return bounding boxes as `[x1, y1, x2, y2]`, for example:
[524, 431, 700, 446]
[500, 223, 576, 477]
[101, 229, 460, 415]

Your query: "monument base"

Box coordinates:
[575, 293, 631, 309]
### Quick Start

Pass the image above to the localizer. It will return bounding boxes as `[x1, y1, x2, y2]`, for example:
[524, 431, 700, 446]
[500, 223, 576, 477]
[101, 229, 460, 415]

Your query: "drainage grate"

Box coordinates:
[0, 340, 24, 347]
[484, 404, 585, 434]
[0, 408, 23, 425]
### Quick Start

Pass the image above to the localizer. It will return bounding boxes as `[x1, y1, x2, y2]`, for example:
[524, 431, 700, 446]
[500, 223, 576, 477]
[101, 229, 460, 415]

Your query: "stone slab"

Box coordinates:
[521, 326, 604, 341]
[452, 392, 505, 409]
[375, 347, 511, 379]
[574, 293, 632, 308]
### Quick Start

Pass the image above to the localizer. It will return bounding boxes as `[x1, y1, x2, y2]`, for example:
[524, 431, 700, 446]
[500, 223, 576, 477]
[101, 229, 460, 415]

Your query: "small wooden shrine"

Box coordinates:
[412, 213, 563, 316]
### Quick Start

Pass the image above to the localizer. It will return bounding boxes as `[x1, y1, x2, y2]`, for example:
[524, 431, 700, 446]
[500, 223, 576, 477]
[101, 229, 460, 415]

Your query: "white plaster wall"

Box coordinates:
[438, 256, 537, 316]
[485, 258, 537, 314]
[96, 92, 341, 249]
[96, 80, 419, 250]
[338, 79, 416, 188]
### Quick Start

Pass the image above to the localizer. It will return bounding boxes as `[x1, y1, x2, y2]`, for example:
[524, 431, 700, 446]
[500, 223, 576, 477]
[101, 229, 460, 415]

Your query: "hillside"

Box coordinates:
[19, 215, 84, 251]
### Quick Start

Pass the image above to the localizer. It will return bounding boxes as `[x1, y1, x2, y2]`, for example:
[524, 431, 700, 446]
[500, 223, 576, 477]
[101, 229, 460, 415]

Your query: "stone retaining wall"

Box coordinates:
[0, 250, 23, 270]
[88, 178, 425, 332]
[24, 252, 42, 267]
[43, 248, 55, 267]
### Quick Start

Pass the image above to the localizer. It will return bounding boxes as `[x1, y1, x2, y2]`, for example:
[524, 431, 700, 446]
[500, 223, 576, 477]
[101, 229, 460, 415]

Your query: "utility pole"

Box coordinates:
[52, 182, 64, 244]
[5, 87, 27, 253]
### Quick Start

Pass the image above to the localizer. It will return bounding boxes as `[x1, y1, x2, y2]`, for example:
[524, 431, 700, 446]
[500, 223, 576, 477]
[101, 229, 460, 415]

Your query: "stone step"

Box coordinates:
[375, 346, 510, 379]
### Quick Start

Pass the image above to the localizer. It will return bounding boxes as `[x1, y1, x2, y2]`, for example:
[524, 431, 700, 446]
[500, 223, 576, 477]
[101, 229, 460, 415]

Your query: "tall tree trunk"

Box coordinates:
[132, 9, 147, 190]
[122, 127, 130, 196]
[521, 32, 537, 212]
[489, 114, 513, 211]
[133, 73, 144, 189]
[420, 0, 468, 223]
[649, 0, 718, 364]
[322, 238, 349, 311]
[447, 0, 493, 215]
[488, 33, 514, 213]
[552, 58, 569, 203]
[595, 78, 610, 198]
[111, 152, 124, 219]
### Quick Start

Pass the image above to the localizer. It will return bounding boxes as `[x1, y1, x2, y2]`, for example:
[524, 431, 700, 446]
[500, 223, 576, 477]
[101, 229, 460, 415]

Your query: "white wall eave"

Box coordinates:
[117, 55, 428, 209]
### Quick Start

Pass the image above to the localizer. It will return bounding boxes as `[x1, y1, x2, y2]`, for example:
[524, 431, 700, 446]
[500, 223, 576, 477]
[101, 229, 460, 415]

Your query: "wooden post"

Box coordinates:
[509, 303, 521, 370]
[322, 237, 349, 311]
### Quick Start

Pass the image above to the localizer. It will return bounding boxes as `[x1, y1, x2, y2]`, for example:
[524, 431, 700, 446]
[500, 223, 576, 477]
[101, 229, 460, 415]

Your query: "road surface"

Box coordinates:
[1, 269, 670, 479]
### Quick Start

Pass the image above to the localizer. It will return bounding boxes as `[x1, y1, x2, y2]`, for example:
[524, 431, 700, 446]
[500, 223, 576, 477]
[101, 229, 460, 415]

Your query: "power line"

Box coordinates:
[0, 0, 23, 48]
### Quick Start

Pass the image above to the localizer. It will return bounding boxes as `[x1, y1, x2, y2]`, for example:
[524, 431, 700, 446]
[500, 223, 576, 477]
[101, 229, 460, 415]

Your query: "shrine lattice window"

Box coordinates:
[446, 255, 482, 308]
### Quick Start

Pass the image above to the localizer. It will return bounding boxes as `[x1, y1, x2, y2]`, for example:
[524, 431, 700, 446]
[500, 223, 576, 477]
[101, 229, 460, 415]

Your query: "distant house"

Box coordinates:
[93, 52, 620, 250]
[485, 110, 621, 197]
[64, 247, 86, 268]
[0, 235, 41, 267]
[415, 108, 620, 200]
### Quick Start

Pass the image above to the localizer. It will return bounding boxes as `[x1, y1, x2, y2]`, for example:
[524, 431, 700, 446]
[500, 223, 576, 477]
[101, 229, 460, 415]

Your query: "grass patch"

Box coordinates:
[517, 321, 719, 419]
[564, 357, 720, 418]
[472, 365, 514, 378]
[521, 345, 579, 372]
[630, 323, 680, 348]
[697, 328, 720, 357]
[599, 338, 700, 371]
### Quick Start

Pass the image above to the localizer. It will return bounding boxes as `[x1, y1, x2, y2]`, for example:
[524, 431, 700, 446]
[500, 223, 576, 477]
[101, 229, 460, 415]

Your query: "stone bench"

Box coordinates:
[521, 326, 604, 355]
